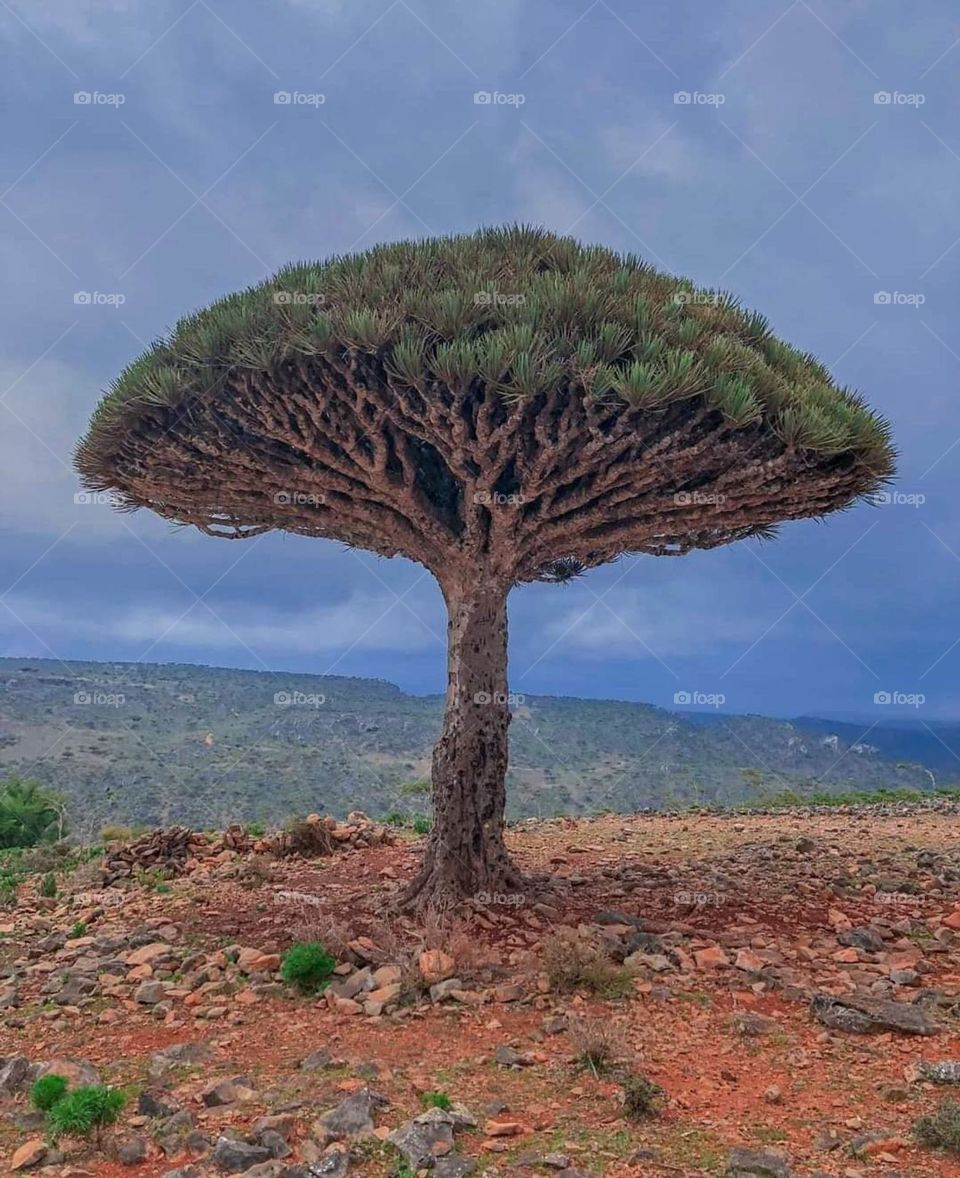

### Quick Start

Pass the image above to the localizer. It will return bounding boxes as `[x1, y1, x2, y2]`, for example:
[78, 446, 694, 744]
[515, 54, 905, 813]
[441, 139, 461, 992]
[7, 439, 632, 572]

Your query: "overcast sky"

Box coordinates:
[1, 0, 958, 724]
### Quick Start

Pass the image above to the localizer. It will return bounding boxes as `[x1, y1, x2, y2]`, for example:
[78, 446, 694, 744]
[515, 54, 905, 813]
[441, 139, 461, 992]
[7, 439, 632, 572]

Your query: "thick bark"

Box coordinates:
[404, 577, 524, 908]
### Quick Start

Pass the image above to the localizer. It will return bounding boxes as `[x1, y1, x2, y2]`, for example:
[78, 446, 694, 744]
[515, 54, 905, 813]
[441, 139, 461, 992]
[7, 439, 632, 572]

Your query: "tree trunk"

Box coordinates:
[404, 577, 524, 908]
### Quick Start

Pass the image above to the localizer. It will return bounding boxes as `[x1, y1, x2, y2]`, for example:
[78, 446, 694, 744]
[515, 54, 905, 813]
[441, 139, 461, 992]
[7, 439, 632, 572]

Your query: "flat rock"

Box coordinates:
[211, 1136, 272, 1172]
[0, 1055, 32, 1093]
[316, 1088, 387, 1137]
[811, 993, 941, 1035]
[388, 1115, 455, 1170]
[725, 1147, 794, 1178]
[11, 1139, 46, 1171]
[838, 927, 885, 953]
[918, 1059, 960, 1083]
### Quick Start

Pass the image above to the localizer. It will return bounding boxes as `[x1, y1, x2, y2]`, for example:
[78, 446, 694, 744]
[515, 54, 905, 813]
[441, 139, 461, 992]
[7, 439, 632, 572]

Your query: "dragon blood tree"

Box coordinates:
[77, 226, 894, 905]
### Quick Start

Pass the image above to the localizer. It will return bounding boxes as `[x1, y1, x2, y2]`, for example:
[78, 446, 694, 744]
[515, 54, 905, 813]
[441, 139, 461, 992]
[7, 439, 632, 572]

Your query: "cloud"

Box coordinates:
[538, 581, 776, 661]
[0, 358, 127, 539]
[0, 590, 442, 661]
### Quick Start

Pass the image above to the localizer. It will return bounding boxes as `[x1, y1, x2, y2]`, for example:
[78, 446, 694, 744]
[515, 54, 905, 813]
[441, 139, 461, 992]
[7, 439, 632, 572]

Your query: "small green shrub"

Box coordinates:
[39, 872, 57, 898]
[622, 1074, 665, 1119]
[280, 941, 336, 994]
[245, 821, 266, 837]
[915, 1098, 960, 1154]
[69, 921, 87, 939]
[383, 811, 407, 828]
[398, 779, 431, 797]
[30, 1074, 68, 1112]
[569, 1016, 623, 1076]
[0, 777, 65, 849]
[543, 933, 634, 998]
[412, 817, 431, 835]
[46, 1084, 126, 1145]
[420, 1091, 453, 1111]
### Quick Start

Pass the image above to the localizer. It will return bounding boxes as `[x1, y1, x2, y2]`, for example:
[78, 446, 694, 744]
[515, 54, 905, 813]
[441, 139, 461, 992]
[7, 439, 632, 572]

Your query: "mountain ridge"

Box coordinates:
[0, 656, 955, 835]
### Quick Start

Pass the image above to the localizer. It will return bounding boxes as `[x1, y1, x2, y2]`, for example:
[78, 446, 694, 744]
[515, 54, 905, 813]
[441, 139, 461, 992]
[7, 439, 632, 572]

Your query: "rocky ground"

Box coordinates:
[4, 805, 960, 1177]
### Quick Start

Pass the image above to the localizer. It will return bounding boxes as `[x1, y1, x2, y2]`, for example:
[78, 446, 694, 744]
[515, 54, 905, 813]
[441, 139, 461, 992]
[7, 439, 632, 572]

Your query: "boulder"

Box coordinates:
[725, 1147, 794, 1178]
[211, 1136, 272, 1173]
[315, 1088, 387, 1138]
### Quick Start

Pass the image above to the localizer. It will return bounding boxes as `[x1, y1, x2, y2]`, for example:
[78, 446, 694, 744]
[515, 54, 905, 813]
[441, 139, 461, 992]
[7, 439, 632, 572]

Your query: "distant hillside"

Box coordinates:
[0, 658, 954, 835]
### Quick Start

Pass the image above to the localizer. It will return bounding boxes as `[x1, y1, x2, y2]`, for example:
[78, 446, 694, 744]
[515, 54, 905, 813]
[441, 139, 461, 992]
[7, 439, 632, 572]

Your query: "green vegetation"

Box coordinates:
[621, 1074, 665, 1119]
[0, 659, 954, 830]
[39, 871, 57, 898]
[280, 941, 336, 994]
[915, 1099, 960, 1154]
[749, 786, 960, 809]
[69, 921, 87, 939]
[30, 1074, 68, 1112]
[569, 1017, 623, 1077]
[0, 776, 65, 848]
[543, 934, 635, 998]
[420, 1091, 453, 1111]
[45, 1084, 126, 1146]
[398, 779, 431, 797]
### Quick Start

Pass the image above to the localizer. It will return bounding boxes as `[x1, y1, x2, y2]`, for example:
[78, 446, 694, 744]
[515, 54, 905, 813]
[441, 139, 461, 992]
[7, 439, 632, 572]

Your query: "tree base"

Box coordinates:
[401, 836, 525, 911]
